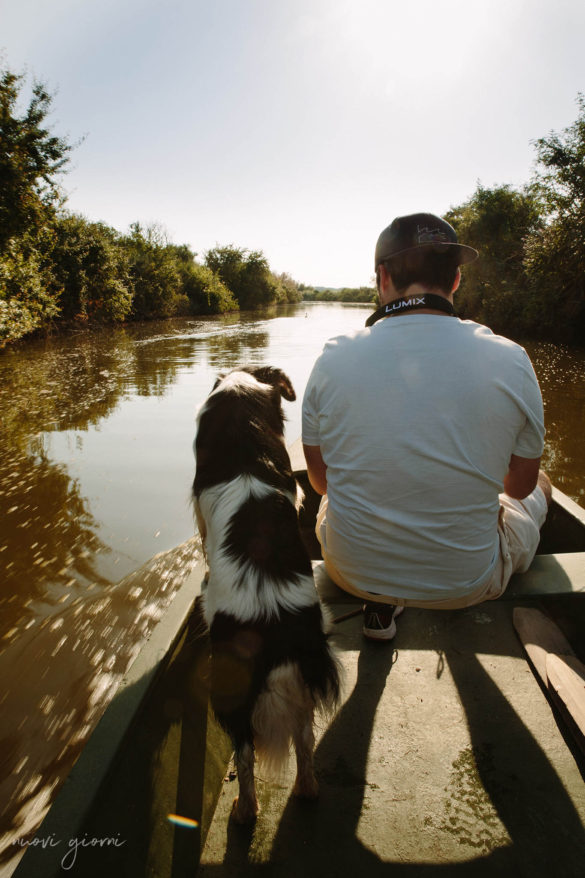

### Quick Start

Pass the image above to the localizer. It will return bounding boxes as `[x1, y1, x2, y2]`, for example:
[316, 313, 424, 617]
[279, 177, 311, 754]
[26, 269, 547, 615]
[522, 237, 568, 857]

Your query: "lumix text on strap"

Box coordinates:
[365, 293, 456, 327]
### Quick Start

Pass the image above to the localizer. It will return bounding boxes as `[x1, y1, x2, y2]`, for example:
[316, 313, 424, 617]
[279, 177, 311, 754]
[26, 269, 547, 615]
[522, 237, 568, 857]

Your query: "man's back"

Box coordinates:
[302, 314, 544, 602]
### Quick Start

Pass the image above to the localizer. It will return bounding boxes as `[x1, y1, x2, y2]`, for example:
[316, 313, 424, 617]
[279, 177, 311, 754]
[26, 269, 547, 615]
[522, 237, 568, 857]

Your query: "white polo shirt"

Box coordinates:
[302, 315, 545, 602]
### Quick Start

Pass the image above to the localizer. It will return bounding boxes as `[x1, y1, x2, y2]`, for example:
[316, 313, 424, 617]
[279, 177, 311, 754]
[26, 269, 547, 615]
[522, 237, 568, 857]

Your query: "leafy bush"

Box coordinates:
[523, 94, 585, 341]
[0, 232, 60, 346]
[180, 261, 238, 314]
[125, 224, 182, 320]
[204, 246, 287, 309]
[52, 214, 133, 322]
[446, 183, 542, 336]
[302, 286, 376, 303]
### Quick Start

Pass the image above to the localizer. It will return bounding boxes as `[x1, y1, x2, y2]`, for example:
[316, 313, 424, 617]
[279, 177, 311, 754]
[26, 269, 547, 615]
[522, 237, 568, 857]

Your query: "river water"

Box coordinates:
[1, 302, 584, 867]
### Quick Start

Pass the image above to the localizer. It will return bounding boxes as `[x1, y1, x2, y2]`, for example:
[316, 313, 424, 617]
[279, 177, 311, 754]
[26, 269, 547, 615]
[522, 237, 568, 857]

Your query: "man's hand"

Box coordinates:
[503, 454, 541, 500]
[303, 444, 328, 495]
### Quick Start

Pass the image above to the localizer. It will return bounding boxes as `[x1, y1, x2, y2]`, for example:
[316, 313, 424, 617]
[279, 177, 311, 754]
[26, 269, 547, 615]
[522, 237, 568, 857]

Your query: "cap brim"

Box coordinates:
[455, 244, 479, 265]
[376, 242, 479, 268]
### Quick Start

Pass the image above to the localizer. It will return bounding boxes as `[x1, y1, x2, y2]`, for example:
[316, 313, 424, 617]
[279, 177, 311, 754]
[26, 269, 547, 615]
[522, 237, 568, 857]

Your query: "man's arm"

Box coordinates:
[303, 444, 328, 495]
[503, 454, 541, 500]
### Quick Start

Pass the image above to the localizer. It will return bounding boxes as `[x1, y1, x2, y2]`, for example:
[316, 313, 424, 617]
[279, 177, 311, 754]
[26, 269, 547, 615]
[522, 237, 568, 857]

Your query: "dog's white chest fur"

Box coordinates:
[198, 474, 318, 624]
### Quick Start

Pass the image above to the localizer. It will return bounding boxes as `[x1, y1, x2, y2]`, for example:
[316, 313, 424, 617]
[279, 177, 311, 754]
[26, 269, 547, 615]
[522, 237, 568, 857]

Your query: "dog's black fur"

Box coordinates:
[193, 365, 339, 822]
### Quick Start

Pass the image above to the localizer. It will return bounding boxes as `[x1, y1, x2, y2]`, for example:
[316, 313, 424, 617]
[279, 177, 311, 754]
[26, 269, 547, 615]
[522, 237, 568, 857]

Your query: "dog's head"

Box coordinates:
[195, 366, 296, 475]
[217, 366, 295, 403]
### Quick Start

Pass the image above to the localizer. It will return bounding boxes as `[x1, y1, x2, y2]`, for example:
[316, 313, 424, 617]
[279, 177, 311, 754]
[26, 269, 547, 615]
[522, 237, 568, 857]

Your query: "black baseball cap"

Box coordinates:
[375, 213, 479, 270]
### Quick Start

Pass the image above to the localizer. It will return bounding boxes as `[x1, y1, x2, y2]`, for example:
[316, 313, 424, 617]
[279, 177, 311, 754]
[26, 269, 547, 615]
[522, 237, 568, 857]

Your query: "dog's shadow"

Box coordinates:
[216, 624, 397, 874]
[269, 633, 398, 862]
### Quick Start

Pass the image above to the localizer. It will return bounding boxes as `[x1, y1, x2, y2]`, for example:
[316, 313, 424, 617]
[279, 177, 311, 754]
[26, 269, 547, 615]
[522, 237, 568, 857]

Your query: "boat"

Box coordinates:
[12, 442, 585, 877]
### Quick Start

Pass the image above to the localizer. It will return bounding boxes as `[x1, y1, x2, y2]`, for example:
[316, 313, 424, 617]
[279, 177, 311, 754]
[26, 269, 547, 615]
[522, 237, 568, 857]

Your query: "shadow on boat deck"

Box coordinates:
[199, 600, 585, 878]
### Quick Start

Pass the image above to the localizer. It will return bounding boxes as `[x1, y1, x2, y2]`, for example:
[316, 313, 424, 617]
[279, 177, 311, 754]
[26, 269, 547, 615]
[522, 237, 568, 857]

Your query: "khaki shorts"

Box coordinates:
[316, 486, 549, 610]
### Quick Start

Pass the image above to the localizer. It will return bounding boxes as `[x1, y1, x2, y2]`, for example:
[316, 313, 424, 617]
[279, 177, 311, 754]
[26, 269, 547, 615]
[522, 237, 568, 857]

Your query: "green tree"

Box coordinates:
[167, 244, 238, 313]
[0, 66, 74, 345]
[204, 245, 282, 309]
[204, 245, 245, 298]
[0, 228, 60, 346]
[524, 94, 585, 341]
[238, 250, 280, 308]
[275, 272, 303, 303]
[183, 263, 238, 314]
[125, 223, 181, 319]
[0, 68, 72, 249]
[446, 183, 542, 334]
[52, 214, 133, 322]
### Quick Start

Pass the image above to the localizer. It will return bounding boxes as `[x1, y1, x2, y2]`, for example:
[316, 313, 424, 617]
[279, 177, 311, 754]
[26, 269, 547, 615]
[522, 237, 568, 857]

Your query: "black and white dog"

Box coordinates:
[193, 366, 340, 823]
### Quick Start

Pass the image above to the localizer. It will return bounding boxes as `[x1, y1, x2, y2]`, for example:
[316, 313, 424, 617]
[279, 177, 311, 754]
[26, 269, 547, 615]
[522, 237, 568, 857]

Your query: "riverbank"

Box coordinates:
[6, 295, 585, 356]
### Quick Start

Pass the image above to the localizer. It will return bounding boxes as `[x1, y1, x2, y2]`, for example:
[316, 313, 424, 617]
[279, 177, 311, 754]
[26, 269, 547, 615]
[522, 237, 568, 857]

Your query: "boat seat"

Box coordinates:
[503, 552, 585, 599]
[312, 552, 585, 608]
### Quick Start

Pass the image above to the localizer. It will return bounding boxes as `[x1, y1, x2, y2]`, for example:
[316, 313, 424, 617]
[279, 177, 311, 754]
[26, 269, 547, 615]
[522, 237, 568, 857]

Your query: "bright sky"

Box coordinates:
[2, 0, 585, 287]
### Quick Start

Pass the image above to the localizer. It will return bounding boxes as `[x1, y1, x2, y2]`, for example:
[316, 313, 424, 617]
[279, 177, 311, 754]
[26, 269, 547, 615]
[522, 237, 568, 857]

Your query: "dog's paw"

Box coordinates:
[292, 774, 319, 800]
[230, 796, 260, 824]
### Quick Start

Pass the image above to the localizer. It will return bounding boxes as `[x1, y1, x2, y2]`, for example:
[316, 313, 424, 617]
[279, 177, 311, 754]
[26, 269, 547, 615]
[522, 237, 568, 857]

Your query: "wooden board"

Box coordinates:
[513, 607, 585, 756]
[512, 607, 575, 684]
[546, 653, 585, 742]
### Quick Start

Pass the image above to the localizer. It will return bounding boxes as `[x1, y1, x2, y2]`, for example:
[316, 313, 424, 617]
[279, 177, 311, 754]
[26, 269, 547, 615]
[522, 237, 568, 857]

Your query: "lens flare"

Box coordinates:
[167, 814, 199, 829]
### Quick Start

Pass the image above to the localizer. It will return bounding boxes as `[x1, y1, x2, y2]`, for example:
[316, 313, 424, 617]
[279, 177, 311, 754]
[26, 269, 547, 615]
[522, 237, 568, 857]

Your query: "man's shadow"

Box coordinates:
[217, 606, 585, 877]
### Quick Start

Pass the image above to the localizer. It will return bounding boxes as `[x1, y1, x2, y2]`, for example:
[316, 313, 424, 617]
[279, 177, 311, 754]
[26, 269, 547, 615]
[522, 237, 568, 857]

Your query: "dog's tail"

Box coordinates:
[251, 660, 338, 776]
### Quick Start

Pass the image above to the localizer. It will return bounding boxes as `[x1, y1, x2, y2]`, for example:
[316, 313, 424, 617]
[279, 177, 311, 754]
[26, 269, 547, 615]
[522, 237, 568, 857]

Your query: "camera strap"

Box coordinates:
[365, 293, 456, 327]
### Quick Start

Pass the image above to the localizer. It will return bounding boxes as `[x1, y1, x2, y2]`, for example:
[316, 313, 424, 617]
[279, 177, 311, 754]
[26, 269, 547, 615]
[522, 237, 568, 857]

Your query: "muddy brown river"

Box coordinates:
[1, 302, 584, 872]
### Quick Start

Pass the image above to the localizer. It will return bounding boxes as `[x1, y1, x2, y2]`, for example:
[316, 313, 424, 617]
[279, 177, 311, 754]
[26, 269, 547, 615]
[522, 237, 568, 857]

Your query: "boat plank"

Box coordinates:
[546, 653, 585, 744]
[512, 606, 575, 684]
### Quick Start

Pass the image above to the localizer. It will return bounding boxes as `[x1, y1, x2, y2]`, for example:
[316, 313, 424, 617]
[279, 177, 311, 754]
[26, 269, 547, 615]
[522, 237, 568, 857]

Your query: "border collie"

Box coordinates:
[193, 366, 340, 823]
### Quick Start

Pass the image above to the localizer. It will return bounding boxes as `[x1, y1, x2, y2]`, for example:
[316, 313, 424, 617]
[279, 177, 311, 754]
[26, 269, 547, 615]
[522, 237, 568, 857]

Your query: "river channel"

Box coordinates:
[1, 301, 584, 868]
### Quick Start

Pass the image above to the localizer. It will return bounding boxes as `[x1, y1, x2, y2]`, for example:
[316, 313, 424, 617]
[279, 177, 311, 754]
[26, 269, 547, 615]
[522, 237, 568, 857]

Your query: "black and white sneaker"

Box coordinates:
[362, 602, 404, 641]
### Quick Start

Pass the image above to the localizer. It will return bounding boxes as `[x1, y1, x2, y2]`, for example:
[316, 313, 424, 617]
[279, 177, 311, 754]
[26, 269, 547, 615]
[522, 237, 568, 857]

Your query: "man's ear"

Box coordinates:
[452, 267, 461, 294]
[377, 263, 392, 303]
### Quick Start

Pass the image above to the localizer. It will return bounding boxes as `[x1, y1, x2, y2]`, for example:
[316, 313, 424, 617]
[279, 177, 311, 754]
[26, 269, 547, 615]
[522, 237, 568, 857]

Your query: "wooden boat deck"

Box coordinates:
[199, 564, 585, 877]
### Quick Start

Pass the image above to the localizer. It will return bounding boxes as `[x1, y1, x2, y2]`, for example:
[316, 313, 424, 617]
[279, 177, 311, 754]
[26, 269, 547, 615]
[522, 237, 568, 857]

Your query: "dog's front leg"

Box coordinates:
[232, 742, 259, 823]
[292, 707, 319, 799]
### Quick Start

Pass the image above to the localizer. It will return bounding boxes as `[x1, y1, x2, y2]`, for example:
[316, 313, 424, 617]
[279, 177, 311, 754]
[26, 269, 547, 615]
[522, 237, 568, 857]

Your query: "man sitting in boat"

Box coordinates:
[302, 212, 551, 641]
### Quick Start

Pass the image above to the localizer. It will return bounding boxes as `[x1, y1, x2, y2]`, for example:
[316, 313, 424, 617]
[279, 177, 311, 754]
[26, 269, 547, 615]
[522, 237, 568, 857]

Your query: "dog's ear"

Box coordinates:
[251, 366, 296, 402]
[211, 373, 226, 392]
